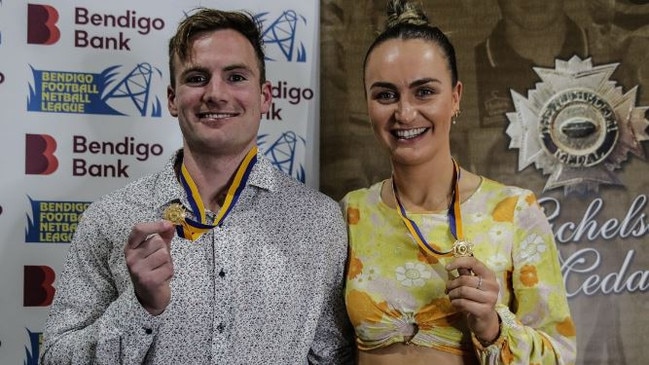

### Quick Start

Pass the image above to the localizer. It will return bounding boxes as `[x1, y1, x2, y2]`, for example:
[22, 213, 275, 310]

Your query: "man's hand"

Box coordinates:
[125, 221, 176, 315]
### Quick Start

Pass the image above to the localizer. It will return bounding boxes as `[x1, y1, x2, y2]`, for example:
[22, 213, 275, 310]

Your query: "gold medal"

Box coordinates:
[452, 239, 474, 257]
[163, 203, 186, 225]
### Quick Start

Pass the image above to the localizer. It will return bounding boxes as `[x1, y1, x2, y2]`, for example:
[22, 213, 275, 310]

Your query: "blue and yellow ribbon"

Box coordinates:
[393, 158, 470, 257]
[172, 146, 257, 241]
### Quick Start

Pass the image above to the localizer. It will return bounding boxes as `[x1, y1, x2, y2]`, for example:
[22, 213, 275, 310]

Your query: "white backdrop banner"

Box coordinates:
[0, 1, 320, 363]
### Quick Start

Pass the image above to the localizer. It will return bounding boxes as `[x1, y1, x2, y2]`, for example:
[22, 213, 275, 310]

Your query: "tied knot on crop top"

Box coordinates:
[346, 286, 473, 353]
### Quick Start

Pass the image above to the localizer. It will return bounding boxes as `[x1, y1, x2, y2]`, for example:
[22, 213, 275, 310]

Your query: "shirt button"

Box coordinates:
[144, 328, 153, 335]
[217, 323, 225, 333]
[219, 269, 225, 278]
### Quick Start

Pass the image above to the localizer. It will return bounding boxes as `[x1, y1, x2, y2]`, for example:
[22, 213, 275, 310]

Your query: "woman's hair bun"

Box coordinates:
[385, 0, 429, 29]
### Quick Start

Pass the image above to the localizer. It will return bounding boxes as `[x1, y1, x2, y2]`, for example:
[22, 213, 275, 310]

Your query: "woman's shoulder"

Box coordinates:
[475, 174, 537, 202]
[340, 180, 385, 206]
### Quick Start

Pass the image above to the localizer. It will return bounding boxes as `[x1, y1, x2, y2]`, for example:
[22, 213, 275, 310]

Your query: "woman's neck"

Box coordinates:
[390, 158, 456, 213]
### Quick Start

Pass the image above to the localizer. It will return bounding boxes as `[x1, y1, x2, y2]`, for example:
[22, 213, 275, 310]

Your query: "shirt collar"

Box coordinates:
[153, 148, 279, 215]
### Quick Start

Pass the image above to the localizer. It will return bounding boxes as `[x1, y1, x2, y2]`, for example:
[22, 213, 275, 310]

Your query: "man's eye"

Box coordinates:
[186, 75, 207, 84]
[229, 74, 246, 82]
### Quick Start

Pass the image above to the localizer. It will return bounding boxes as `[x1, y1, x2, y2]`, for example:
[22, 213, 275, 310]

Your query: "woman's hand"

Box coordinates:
[446, 256, 500, 345]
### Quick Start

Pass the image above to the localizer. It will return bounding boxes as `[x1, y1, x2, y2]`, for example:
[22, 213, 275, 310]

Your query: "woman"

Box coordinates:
[341, 0, 577, 364]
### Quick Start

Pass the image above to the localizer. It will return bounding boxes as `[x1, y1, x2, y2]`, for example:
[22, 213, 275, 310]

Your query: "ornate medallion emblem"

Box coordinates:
[452, 239, 474, 258]
[506, 56, 649, 194]
[163, 203, 186, 225]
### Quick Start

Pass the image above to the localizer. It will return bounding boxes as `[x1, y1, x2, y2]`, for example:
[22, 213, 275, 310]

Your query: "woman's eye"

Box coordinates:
[417, 88, 435, 97]
[375, 90, 396, 101]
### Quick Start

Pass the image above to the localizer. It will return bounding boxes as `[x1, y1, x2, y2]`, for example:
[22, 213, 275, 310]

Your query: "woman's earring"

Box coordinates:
[452, 109, 461, 125]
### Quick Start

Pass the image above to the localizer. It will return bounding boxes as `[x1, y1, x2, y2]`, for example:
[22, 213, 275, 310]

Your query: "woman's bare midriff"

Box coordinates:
[358, 343, 479, 365]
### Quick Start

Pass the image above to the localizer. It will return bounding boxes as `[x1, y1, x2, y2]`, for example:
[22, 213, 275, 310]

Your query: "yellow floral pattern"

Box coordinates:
[347, 253, 363, 281]
[347, 207, 360, 225]
[341, 178, 576, 364]
[520, 264, 539, 287]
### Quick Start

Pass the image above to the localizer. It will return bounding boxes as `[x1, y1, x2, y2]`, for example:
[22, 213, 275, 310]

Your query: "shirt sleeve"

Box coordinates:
[40, 203, 161, 365]
[307, 200, 356, 365]
[474, 191, 577, 364]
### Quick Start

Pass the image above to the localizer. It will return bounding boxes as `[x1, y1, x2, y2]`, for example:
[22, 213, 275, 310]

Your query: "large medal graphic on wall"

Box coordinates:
[506, 56, 649, 194]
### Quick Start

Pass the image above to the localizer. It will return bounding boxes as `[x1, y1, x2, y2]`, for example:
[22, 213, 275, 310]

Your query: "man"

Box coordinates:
[40, 8, 353, 364]
[474, 0, 588, 128]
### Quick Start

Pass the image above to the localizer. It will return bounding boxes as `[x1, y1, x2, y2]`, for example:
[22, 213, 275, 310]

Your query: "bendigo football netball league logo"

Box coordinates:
[506, 56, 649, 195]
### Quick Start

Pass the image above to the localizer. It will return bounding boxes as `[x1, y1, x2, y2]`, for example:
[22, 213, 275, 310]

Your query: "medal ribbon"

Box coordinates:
[392, 159, 464, 257]
[448, 159, 463, 242]
[176, 146, 257, 241]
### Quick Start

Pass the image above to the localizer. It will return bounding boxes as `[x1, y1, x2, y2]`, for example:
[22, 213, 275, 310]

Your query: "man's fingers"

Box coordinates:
[147, 245, 173, 270]
[127, 221, 175, 249]
[158, 221, 176, 248]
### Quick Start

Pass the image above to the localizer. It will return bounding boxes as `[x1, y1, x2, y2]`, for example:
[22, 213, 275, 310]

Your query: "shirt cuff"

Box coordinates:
[472, 304, 515, 352]
[98, 287, 162, 342]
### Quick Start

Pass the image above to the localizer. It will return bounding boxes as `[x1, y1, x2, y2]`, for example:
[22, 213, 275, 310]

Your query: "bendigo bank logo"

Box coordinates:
[24, 328, 43, 365]
[74, 7, 165, 51]
[26, 133, 164, 178]
[23, 265, 55, 306]
[71, 135, 164, 178]
[27, 4, 60, 45]
[25, 133, 59, 175]
[27, 5, 165, 50]
[262, 80, 315, 122]
[25, 197, 90, 243]
[27, 64, 163, 116]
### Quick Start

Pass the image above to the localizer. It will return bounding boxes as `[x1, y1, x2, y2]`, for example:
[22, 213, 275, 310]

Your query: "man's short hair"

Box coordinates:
[168, 8, 266, 88]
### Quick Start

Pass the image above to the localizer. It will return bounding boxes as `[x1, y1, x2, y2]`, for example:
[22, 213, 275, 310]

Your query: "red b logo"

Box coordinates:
[25, 134, 59, 175]
[27, 4, 60, 45]
[23, 265, 56, 307]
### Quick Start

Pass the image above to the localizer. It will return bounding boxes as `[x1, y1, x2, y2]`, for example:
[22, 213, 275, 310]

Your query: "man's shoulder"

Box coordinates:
[256, 155, 338, 206]
[273, 169, 338, 206]
[88, 168, 169, 213]
[110, 170, 161, 196]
